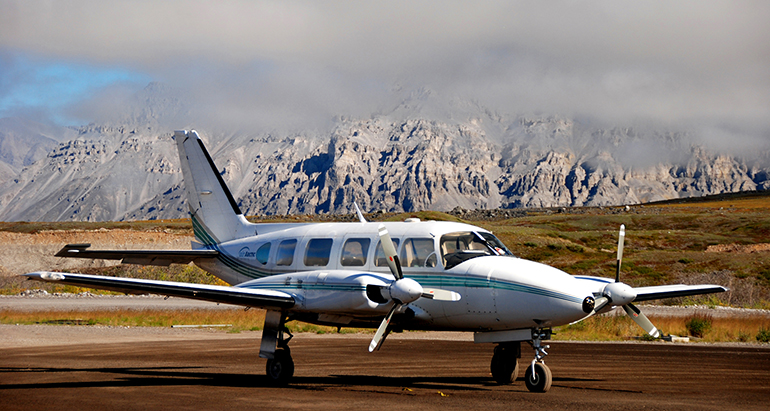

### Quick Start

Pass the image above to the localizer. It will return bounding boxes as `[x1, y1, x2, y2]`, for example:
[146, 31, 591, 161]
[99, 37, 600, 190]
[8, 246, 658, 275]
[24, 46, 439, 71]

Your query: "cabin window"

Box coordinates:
[341, 238, 371, 267]
[256, 243, 271, 265]
[304, 238, 333, 266]
[400, 238, 438, 268]
[374, 238, 400, 267]
[276, 239, 297, 266]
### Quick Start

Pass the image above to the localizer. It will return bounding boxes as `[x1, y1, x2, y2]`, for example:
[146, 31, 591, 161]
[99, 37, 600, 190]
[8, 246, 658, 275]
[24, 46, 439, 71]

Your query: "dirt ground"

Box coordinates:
[0, 229, 192, 276]
[1, 325, 768, 411]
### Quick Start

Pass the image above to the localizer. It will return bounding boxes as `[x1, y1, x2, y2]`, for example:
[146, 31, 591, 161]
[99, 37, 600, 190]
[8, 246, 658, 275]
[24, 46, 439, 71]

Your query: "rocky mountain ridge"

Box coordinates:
[0, 86, 768, 221]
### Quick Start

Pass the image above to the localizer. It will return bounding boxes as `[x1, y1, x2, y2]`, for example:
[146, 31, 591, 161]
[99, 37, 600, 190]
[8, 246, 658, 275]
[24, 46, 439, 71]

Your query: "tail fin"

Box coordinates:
[174, 130, 254, 245]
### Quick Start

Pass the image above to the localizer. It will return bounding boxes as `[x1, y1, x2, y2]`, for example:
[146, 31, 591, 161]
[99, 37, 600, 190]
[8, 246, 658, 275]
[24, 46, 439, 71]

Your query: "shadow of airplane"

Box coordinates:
[0, 366, 602, 392]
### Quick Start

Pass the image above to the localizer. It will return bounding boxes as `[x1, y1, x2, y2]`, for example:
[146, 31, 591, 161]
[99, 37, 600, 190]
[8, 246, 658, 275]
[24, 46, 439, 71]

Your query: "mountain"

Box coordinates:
[0, 85, 768, 222]
[0, 117, 78, 181]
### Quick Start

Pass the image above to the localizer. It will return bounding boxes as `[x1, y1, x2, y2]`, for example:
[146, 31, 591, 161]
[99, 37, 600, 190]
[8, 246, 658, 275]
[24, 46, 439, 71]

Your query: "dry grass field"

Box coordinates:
[2, 191, 770, 342]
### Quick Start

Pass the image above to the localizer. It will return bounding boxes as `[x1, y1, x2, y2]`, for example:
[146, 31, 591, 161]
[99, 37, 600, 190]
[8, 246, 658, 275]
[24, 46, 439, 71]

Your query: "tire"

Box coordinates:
[490, 346, 520, 385]
[265, 348, 294, 385]
[524, 363, 552, 393]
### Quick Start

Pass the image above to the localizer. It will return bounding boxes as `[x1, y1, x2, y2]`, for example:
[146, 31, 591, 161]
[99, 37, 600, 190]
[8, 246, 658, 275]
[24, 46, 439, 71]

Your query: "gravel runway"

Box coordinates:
[1, 325, 768, 411]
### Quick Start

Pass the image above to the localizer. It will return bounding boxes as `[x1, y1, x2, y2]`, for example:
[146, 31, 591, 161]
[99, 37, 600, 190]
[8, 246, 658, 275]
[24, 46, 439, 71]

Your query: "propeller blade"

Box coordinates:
[369, 303, 399, 352]
[615, 224, 625, 282]
[421, 288, 462, 302]
[378, 224, 403, 280]
[623, 303, 661, 338]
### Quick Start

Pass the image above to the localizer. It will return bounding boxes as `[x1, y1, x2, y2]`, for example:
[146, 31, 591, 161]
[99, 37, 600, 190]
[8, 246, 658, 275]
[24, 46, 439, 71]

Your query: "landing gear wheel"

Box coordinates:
[524, 362, 552, 393]
[490, 345, 520, 384]
[265, 348, 294, 385]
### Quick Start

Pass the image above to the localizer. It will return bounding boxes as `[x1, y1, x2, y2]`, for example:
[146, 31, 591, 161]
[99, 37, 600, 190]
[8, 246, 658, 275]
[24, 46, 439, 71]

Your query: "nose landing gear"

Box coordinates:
[524, 328, 552, 393]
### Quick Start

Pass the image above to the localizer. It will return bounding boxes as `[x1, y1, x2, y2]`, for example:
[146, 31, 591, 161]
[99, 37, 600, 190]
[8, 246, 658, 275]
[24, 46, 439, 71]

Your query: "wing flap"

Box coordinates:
[24, 271, 294, 309]
[633, 284, 728, 302]
[55, 244, 219, 266]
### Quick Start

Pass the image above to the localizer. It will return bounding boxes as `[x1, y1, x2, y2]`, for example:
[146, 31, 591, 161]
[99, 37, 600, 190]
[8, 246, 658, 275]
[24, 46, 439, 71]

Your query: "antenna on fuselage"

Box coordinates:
[353, 202, 367, 224]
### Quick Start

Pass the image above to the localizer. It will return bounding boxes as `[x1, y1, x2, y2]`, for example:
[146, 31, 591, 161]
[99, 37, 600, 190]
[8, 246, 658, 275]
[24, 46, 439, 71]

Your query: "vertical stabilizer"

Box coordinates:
[174, 130, 254, 244]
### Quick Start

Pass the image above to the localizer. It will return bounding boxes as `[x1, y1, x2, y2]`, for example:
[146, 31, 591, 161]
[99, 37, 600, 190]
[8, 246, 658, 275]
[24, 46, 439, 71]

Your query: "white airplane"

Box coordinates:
[26, 130, 727, 392]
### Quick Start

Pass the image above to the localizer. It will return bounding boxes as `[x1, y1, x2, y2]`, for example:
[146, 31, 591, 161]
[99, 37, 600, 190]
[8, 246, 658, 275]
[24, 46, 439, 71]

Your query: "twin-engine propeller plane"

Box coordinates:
[26, 130, 728, 392]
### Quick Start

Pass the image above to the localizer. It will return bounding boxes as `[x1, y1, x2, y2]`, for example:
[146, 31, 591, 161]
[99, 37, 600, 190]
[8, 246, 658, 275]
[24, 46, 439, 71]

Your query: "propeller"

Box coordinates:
[368, 224, 460, 352]
[615, 224, 625, 282]
[583, 225, 660, 338]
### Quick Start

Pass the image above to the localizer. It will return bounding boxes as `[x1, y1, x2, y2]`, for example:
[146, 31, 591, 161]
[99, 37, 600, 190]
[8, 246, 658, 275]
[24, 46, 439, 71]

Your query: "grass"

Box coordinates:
[0, 307, 369, 335]
[3, 306, 769, 343]
[0, 219, 193, 235]
[555, 313, 770, 343]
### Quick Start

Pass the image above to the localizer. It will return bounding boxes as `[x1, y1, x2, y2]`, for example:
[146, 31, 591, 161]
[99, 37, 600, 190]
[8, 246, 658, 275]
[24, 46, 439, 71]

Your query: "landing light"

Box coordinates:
[581, 296, 595, 313]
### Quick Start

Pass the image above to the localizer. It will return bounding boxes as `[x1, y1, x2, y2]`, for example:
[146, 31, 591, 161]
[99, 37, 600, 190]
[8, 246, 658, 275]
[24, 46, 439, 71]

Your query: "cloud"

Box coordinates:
[1, 1, 768, 149]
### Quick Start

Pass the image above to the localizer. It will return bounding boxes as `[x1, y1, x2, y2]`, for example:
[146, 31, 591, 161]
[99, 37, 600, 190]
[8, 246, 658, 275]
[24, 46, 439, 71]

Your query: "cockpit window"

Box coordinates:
[478, 232, 513, 256]
[440, 231, 512, 269]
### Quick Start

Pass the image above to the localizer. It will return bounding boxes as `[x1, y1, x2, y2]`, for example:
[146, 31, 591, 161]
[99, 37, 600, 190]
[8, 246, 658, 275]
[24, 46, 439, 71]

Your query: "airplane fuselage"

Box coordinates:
[195, 219, 594, 332]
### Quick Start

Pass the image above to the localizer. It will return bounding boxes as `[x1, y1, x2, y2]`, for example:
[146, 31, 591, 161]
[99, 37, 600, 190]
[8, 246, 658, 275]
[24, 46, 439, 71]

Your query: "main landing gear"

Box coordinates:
[260, 310, 295, 385]
[490, 342, 520, 384]
[489, 328, 553, 393]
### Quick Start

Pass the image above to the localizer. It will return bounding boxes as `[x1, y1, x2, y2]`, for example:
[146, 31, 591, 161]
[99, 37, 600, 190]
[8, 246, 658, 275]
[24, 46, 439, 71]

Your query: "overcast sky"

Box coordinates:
[1, 1, 768, 149]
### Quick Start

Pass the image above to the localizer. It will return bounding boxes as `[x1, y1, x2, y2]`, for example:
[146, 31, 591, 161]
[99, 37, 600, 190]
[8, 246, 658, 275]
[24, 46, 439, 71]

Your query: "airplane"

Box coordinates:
[25, 129, 728, 393]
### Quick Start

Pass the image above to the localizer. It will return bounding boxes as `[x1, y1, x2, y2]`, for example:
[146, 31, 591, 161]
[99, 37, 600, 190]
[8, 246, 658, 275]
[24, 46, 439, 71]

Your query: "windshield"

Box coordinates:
[439, 231, 513, 269]
[478, 232, 513, 256]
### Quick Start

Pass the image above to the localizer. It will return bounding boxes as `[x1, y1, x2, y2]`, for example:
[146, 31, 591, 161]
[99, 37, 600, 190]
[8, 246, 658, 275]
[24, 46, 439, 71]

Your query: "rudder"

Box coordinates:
[174, 130, 254, 245]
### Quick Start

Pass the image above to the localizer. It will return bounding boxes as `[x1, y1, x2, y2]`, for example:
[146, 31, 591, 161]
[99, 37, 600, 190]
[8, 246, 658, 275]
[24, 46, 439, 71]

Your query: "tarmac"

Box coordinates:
[1, 325, 769, 410]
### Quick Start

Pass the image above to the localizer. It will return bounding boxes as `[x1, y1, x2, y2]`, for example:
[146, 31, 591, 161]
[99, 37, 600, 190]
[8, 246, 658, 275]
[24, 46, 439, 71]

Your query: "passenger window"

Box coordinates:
[256, 243, 271, 265]
[276, 239, 297, 266]
[374, 238, 400, 267]
[341, 238, 371, 267]
[304, 238, 333, 266]
[399, 238, 437, 268]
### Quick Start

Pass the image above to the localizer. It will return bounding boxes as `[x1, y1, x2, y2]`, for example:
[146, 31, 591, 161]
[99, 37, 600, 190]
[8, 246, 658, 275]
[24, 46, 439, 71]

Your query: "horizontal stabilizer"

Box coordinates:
[55, 244, 219, 266]
[24, 271, 295, 309]
[633, 284, 728, 302]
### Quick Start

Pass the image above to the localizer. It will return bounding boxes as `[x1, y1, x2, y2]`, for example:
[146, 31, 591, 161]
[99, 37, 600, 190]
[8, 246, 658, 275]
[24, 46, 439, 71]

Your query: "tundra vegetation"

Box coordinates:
[2, 191, 770, 342]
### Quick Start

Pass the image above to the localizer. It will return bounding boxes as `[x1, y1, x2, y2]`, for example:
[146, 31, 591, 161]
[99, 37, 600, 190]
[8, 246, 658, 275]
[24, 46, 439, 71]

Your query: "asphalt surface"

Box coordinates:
[1, 331, 768, 411]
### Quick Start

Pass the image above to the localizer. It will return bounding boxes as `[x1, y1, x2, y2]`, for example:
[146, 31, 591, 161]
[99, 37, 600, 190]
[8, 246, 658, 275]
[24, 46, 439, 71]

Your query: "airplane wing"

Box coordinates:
[632, 284, 728, 302]
[24, 271, 295, 309]
[55, 243, 219, 266]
